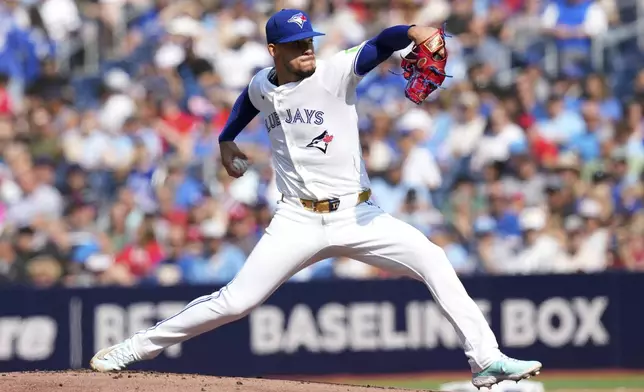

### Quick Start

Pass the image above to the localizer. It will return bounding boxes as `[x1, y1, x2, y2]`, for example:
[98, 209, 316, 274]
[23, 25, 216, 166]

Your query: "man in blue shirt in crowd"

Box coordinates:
[0, 3, 41, 110]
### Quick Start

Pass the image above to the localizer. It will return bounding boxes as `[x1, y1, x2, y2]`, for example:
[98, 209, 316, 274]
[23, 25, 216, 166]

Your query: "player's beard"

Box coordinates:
[295, 68, 315, 78]
[285, 60, 315, 79]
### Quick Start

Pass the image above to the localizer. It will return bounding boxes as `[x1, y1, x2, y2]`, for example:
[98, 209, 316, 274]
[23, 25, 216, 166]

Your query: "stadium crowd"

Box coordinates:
[0, 0, 643, 289]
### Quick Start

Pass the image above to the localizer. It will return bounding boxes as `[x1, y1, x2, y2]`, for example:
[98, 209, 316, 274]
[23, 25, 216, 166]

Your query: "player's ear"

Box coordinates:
[267, 43, 277, 58]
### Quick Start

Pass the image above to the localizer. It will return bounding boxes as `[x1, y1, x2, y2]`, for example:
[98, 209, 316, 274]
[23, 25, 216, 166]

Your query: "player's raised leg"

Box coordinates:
[326, 202, 542, 388]
[90, 202, 330, 372]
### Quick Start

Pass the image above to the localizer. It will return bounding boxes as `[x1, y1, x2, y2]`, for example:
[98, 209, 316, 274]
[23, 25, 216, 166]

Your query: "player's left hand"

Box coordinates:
[219, 141, 249, 178]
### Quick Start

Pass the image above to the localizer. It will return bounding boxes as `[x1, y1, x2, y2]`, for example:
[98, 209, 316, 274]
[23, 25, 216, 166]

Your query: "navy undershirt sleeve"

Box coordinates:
[218, 85, 260, 143]
[354, 25, 413, 76]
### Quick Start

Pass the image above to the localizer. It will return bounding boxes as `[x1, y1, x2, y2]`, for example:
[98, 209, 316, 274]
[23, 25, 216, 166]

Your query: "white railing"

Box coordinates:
[57, 2, 644, 80]
[540, 20, 642, 76]
[542, 0, 644, 76]
[55, 19, 100, 75]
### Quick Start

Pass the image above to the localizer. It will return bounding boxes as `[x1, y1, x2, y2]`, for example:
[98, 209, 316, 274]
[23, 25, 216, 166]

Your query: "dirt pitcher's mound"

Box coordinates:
[1, 370, 436, 392]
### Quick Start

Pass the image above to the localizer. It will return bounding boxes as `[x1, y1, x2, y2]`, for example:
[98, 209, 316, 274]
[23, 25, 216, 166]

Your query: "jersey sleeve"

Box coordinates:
[247, 69, 267, 109]
[319, 41, 368, 102]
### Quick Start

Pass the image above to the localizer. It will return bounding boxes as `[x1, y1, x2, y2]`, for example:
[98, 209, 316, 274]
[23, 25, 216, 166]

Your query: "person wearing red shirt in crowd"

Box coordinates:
[500, 0, 523, 14]
[516, 111, 559, 166]
[524, 130, 559, 166]
[116, 215, 165, 277]
[156, 99, 199, 155]
[160, 99, 198, 135]
[0, 74, 13, 116]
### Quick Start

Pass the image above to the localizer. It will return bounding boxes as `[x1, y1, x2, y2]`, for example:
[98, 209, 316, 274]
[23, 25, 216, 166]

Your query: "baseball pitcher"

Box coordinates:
[91, 9, 542, 389]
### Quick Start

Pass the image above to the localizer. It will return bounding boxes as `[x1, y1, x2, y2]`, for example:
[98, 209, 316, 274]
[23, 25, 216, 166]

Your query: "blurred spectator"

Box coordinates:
[502, 148, 547, 207]
[565, 101, 608, 162]
[443, 91, 486, 163]
[371, 162, 409, 215]
[543, 174, 577, 228]
[505, 207, 566, 274]
[460, 17, 512, 76]
[162, 157, 206, 210]
[177, 219, 245, 285]
[504, 0, 545, 62]
[0, 74, 15, 115]
[472, 215, 517, 275]
[7, 225, 68, 287]
[471, 105, 526, 172]
[4, 162, 63, 228]
[333, 256, 380, 280]
[116, 214, 164, 278]
[0, 1, 41, 113]
[572, 197, 611, 272]
[62, 111, 112, 171]
[396, 126, 442, 198]
[212, 18, 271, 92]
[486, 185, 521, 239]
[616, 212, 644, 271]
[24, 255, 64, 288]
[227, 203, 259, 256]
[363, 111, 396, 174]
[394, 188, 442, 236]
[60, 165, 100, 208]
[98, 70, 138, 135]
[429, 226, 476, 275]
[537, 93, 585, 146]
[541, 0, 608, 74]
[582, 73, 621, 121]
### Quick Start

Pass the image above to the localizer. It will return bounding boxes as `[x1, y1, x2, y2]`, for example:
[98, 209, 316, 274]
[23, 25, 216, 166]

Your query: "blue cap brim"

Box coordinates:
[275, 31, 325, 44]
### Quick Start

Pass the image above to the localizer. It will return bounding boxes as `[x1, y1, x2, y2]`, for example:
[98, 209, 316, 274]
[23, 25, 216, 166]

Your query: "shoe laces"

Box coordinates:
[500, 353, 520, 362]
[107, 341, 137, 368]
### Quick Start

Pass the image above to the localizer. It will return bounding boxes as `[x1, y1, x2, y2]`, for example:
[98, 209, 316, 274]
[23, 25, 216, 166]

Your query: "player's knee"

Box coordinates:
[431, 243, 452, 265]
[409, 236, 446, 258]
[226, 297, 261, 318]
[430, 242, 450, 260]
[414, 241, 451, 270]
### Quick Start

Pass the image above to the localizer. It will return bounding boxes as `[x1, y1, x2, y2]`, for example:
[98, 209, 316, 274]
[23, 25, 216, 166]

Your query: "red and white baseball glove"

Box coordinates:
[400, 25, 451, 104]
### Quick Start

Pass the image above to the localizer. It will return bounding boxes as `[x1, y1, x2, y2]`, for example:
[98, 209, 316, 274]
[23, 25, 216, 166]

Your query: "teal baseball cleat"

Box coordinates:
[472, 355, 542, 389]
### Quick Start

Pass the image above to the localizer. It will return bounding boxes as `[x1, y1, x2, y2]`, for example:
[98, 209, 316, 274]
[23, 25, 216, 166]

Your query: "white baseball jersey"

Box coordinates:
[247, 42, 370, 200]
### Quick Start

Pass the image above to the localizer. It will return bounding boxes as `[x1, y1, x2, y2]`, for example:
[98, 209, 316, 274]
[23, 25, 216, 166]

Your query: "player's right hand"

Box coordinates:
[219, 141, 249, 178]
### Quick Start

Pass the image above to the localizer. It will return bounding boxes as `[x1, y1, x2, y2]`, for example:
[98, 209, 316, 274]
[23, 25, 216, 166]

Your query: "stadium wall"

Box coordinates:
[1, 272, 643, 375]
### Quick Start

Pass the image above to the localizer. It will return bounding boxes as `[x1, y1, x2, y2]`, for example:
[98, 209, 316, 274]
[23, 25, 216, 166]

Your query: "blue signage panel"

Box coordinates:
[1, 273, 642, 375]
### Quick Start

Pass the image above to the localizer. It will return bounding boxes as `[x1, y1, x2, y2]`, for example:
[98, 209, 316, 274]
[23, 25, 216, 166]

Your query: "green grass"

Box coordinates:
[336, 374, 644, 390]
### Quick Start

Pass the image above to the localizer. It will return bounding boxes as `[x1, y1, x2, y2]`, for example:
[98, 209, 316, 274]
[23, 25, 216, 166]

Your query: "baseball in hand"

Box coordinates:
[232, 157, 249, 174]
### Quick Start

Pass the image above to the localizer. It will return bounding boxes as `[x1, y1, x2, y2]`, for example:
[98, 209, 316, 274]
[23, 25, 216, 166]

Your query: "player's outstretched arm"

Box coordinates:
[218, 85, 259, 178]
[354, 25, 443, 76]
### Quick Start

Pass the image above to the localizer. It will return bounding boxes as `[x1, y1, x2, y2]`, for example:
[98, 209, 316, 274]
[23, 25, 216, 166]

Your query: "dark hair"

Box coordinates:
[622, 99, 641, 117]
[28, 6, 49, 38]
[583, 73, 609, 100]
[405, 188, 418, 203]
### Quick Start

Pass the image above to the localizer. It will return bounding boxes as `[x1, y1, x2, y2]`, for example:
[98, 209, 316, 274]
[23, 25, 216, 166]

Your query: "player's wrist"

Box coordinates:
[406, 25, 418, 41]
[407, 25, 441, 46]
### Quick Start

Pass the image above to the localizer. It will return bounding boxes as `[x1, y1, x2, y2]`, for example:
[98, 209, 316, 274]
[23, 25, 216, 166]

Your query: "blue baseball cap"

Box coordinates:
[265, 9, 325, 44]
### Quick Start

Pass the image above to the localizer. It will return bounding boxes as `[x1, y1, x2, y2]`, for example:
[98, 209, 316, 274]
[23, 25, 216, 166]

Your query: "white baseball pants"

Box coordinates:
[131, 194, 501, 372]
